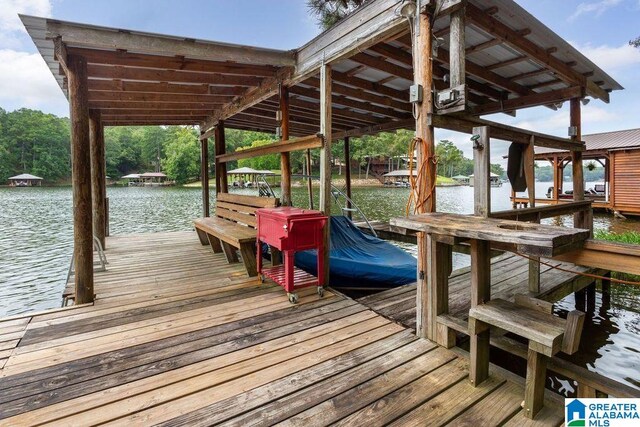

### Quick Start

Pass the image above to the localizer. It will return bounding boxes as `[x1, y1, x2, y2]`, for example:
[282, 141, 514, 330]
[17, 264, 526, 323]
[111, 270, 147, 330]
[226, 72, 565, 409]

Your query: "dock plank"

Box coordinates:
[0, 231, 564, 426]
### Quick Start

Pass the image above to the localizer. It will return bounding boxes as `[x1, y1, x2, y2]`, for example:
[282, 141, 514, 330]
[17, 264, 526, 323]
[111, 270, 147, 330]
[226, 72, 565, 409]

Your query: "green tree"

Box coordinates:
[435, 140, 464, 177]
[307, 0, 369, 29]
[630, 36, 640, 48]
[0, 108, 70, 182]
[238, 140, 281, 171]
[161, 127, 201, 184]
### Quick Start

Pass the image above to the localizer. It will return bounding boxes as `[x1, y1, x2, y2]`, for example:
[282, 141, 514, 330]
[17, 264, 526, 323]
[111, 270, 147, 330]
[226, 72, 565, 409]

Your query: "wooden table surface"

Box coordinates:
[391, 212, 590, 257]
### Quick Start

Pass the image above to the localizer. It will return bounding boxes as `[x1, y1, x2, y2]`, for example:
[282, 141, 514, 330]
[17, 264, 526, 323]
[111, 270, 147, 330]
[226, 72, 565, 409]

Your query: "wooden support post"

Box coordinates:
[214, 121, 228, 194]
[200, 131, 210, 217]
[306, 149, 313, 210]
[414, 8, 437, 346]
[319, 63, 332, 285]
[68, 54, 94, 304]
[416, 232, 428, 339]
[450, 5, 466, 96]
[89, 109, 106, 249]
[469, 238, 491, 385]
[524, 347, 548, 418]
[571, 98, 586, 229]
[552, 155, 560, 201]
[428, 235, 454, 347]
[344, 137, 352, 219]
[415, 10, 436, 214]
[279, 84, 292, 206]
[524, 140, 541, 292]
[586, 282, 596, 313]
[473, 126, 491, 217]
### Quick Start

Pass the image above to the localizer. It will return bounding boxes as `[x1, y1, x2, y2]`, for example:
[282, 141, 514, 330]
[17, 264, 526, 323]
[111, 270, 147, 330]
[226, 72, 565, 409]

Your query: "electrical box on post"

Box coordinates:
[409, 84, 423, 103]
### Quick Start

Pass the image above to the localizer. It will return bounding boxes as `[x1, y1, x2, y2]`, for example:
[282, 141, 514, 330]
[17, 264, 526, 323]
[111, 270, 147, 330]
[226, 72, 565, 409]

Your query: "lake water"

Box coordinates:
[0, 182, 639, 389]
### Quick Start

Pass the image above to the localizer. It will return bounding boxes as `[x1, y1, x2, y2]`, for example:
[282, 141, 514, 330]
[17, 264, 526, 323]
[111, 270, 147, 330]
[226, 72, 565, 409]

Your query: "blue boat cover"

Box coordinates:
[295, 216, 417, 288]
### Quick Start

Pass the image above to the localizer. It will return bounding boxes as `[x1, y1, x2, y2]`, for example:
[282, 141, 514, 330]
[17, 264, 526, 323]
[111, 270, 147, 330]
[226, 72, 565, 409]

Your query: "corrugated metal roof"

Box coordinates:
[536, 128, 640, 155]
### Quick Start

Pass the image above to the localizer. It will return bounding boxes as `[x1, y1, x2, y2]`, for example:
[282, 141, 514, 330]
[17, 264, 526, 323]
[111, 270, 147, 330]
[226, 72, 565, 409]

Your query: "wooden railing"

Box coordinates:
[490, 200, 593, 230]
[216, 134, 323, 163]
[438, 314, 640, 399]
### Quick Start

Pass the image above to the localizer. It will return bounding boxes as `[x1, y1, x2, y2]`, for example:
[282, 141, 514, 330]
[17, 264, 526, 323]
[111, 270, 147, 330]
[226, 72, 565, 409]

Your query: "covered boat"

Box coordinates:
[294, 216, 416, 289]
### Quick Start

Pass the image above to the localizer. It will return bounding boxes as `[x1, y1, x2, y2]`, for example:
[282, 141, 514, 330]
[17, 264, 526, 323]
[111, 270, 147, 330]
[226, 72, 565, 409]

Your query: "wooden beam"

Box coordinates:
[202, 67, 294, 131]
[473, 126, 491, 218]
[87, 64, 263, 86]
[466, 38, 501, 55]
[553, 239, 640, 276]
[68, 54, 94, 305]
[289, 85, 409, 119]
[89, 101, 220, 110]
[53, 37, 69, 75]
[103, 119, 200, 126]
[319, 63, 332, 286]
[67, 47, 279, 76]
[331, 118, 415, 139]
[304, 77, 410, 112]
[47, 20, 295, 66]
[435, 48, 532, 96]
[465, 3, 609, 102]
[279, 85, 292, 206]
[486, 55, 529, 71]
[216, 135, 323, 163]
[295, 0, 406, 79]
[87, 91, 235, 103]
[88, 80, 247, 96]
[89, 109, 106, 249]
[470, 86, 583, 116]
[430, 114, 584, 151]
[332, 70, 409, 103]
[351, 52, 413, 81]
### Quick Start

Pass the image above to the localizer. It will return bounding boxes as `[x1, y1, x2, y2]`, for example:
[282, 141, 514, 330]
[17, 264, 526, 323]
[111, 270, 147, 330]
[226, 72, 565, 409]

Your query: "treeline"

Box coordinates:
[0, 108, 504, 185]
[534, 164, 604, 182]
[0, 108, 71, 182]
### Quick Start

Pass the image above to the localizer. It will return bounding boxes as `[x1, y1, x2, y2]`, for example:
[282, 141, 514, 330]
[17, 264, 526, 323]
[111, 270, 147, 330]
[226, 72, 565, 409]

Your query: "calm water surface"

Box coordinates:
[0, 183, 638, 389]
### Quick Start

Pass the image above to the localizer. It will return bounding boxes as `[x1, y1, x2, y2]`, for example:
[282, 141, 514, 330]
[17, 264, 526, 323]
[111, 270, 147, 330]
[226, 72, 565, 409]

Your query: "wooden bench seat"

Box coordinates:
[194, 193, 279, 277]
[469, 297, 584, 419]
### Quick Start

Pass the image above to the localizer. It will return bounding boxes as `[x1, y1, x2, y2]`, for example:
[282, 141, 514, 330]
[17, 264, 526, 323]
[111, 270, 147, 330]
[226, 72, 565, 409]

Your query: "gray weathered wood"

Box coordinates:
[473, 126, 490, 217]
[319, 63, 332, 286]
[391, 212, 590, 257]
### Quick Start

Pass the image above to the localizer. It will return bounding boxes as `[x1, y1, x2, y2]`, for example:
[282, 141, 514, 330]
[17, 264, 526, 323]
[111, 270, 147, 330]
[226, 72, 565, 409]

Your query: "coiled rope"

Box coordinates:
[406, 136, 438, 216]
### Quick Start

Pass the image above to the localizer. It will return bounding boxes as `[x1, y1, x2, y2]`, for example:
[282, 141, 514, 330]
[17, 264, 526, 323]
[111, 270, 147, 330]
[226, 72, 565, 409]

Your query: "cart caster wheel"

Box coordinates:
[288, 293, 299, 304]
[259, 274, 265, 284]
[317, 287, 324, 297]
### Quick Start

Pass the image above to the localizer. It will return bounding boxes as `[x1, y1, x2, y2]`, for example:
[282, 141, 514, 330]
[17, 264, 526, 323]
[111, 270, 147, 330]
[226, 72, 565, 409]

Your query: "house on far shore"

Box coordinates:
[121, 173, 142, 186]
[8, 173, 43, 187]
[452, 175, 470, 185]
[139, 172, 171, 186]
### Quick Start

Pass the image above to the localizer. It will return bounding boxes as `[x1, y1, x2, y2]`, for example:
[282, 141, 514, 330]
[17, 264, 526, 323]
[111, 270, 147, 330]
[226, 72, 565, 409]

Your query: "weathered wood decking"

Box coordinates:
[358, 252, 601, 331]
[0, 231, 564, 425]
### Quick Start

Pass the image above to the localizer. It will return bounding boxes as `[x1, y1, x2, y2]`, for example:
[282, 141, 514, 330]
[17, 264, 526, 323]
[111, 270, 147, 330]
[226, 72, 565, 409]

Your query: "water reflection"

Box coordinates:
[0, 183, 639, 389]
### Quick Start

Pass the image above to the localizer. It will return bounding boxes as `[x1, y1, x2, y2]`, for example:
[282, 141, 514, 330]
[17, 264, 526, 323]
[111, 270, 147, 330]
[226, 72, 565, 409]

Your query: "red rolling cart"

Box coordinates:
[256, 207, 328, 303]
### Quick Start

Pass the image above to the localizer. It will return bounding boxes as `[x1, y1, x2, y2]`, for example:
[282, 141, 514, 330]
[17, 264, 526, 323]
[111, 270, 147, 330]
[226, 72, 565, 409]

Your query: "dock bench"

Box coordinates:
[469, 297, 585, 419]
[194, 193, 279, 277]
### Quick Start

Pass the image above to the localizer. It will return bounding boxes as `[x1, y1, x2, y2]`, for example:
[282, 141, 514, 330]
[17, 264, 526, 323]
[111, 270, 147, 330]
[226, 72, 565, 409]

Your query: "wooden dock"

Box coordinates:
[357, 252, 602, 331]
[0, 231, 565, 425]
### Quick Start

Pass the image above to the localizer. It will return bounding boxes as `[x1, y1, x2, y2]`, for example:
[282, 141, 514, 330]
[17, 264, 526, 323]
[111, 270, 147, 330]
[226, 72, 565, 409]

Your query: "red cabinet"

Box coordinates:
[256, 207, 327, 303]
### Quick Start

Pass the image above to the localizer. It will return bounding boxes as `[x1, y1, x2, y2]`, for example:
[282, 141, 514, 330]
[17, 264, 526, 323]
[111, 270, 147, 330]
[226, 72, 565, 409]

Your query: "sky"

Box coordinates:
[1, 0, 639, 165]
